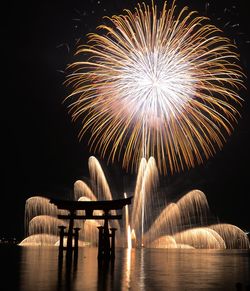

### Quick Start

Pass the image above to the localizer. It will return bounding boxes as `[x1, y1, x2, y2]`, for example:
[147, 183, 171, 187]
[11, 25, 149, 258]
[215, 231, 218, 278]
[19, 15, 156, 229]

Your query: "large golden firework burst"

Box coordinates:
[65, 1, 244, 174]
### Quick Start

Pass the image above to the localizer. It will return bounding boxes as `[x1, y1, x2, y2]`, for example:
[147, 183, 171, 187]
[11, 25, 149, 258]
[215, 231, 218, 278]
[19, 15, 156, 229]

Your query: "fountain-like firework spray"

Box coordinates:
[20, 157, 249, 249]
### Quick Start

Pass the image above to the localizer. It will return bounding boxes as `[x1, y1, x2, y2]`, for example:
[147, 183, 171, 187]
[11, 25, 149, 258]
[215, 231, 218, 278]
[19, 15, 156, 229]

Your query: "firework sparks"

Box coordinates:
[65, 1, 244, 174]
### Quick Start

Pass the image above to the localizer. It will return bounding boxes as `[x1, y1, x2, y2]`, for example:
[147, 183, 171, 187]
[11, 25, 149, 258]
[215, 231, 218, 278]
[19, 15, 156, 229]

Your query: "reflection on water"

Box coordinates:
[1, 246, 249, 291]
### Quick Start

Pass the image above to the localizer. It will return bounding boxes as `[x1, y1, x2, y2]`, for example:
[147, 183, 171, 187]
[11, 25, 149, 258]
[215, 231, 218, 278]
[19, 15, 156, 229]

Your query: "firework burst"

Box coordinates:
[65, 1, 244, 174]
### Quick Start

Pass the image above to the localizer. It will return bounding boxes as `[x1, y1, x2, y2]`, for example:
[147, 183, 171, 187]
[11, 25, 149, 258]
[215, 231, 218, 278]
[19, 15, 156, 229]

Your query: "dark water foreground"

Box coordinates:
[1, 246, 249, 291]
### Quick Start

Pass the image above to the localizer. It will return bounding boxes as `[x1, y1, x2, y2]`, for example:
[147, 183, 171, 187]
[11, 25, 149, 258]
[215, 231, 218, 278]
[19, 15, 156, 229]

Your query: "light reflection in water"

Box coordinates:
[18, 247, 250, 291]
[20, 247, 58, 291]
[122, 248, 132, 290]
[139, 249, 145, 291]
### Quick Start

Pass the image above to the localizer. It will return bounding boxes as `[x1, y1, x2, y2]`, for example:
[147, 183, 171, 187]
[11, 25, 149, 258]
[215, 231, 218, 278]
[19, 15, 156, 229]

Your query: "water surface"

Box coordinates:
[1, 246, 249, 290]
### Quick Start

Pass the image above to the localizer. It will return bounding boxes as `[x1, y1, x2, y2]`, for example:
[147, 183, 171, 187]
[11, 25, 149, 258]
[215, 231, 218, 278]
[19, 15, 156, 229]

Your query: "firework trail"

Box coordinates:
[65, 0, 244, 174]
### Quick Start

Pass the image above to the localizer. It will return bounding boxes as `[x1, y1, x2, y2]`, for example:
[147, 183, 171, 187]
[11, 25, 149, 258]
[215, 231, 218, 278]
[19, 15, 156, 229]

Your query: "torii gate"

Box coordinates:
[50, 196, 132, 260]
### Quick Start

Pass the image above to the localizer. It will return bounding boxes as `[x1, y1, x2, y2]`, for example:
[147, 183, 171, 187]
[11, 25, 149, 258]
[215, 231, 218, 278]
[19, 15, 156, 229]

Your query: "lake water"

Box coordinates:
[1, 246, 250, 290]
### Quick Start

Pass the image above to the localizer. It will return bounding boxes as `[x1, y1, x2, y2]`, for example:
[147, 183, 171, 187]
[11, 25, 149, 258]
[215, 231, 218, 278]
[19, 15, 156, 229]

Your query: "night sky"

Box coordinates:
[2, 0, 250, 240]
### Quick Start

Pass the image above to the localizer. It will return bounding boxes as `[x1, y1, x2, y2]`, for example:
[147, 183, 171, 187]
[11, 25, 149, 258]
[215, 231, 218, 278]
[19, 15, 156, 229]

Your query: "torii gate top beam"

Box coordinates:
[50, 196, 132, 212]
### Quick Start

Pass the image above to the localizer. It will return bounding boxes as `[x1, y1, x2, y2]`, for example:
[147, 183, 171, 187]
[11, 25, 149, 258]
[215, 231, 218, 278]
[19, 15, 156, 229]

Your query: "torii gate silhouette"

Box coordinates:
[50, 196, 132, 261]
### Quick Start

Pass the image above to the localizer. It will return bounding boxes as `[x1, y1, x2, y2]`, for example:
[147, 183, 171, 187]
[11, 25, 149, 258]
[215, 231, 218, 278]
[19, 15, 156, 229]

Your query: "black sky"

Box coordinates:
[2, 0, 250, 240]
